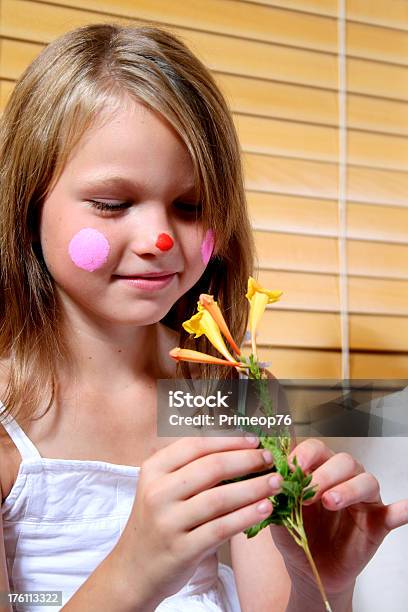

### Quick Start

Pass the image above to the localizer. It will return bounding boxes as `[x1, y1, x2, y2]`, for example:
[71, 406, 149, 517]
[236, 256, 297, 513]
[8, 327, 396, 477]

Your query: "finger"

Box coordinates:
[303, 452, 365, 505]
[178, 472, 283, 530]
[288, 438, 334, 472]
[186, 495, 275, 555]
[383, 499, 408, 531]
[147, 434, 260, 475]
[320, 472, 381, 510]
[160, 447, 275, 500]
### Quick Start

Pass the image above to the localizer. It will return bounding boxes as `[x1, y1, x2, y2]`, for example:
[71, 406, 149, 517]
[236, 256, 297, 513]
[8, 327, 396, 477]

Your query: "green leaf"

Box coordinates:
[302, 486, 317, 501]
[303, 474, 313, 487]
[244, 515, 274, 538]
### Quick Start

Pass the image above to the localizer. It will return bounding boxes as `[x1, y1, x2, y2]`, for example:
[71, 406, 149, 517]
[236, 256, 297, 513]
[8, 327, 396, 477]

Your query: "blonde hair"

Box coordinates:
[0, 23, 255, 425]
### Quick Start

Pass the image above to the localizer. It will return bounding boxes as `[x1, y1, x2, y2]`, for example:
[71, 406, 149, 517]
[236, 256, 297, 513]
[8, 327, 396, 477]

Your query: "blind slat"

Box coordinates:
[217, 73, 339, 124]
[256, 310, 340, 348]
[218, 73, 408, 136]
[348, 240, 408, 279]
[256, 347, 341, 378]
[348, 276, 408, 316]
[258, 269, 340, 312]
[348, 0, 408, 32]
[255, 231, 338, 273]
[244, 154, 338, 199]
[258, 270, 408, 316]
[241, 1, 337, 18]
[236, 114, 408, 170]
[0, 40, 41, 81]
[347, 94, 408, 136]
[257, 348, 408, 378]
[348, 22, 408, 66]
[248, 192, 408, 243]
[229, 0, 408, 31]
[349, 315, 408, 352]
[347, 203, 408, 243]
[255, 310, 408, 351]
[350, 352, 408, 379]
[0, 82, 12, 112]
[235, 114, 338, 163]
[245, 153, 408, 206]
[348, 165, 408, 207]
[347, 58, 408, 101]
[255, 231, 408, 279]
[248, 192, 338, 236]
[245, 0, 408, 30]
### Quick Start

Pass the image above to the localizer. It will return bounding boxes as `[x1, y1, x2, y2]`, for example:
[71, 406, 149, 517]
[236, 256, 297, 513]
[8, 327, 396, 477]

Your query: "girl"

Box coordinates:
[0, 23, 407, 612]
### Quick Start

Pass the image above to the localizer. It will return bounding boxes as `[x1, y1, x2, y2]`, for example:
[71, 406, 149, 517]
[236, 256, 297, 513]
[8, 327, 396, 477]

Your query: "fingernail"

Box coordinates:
[268, 475, 282, 491]
[326, 491, 342, 506]
[262, 450, 273, 464]
[257, 500, 272, 515]
[245, 434, 259, 446]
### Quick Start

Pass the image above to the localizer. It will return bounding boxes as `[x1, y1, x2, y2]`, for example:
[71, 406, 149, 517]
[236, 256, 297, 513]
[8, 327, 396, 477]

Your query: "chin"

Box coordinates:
[107, 305, 174, 327]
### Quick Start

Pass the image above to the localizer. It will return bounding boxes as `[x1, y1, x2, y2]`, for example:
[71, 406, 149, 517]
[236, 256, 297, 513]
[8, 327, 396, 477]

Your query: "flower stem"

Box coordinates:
[252, 364, 332, 611]
[301, 539, 333, 612]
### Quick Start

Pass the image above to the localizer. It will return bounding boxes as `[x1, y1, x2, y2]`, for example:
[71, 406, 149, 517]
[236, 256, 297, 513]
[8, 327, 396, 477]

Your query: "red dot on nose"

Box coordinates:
[155, 233, 174, 251]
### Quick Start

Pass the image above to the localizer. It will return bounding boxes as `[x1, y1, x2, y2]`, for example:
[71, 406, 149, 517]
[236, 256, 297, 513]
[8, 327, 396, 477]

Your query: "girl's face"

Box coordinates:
[39, 97, 214, 327]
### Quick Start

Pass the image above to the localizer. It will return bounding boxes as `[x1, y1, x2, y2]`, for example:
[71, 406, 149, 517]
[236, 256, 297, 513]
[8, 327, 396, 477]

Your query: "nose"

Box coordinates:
[155, 232, 174, 252]
[127, 203, 176, 256]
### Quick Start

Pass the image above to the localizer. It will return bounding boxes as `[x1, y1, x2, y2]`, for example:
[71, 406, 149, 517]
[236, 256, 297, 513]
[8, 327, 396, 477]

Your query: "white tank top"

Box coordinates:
[0, 401, 241, 611]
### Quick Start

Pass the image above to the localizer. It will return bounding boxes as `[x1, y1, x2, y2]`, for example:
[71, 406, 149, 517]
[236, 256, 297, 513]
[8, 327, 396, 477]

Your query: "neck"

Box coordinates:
[58, 313, 178, 395]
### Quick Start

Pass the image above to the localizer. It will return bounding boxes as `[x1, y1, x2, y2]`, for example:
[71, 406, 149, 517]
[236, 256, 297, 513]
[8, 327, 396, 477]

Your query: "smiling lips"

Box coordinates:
[118, 274, 176, 291]
[118, 272, 176, 279]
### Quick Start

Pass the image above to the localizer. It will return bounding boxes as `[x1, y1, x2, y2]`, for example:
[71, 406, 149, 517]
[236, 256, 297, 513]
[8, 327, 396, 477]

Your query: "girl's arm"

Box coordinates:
[62, 435, 280, 611]
[286, 583, 353, 612]
[231, 528, 354, 612]
[60, 545, 159, 612]
[230, 528, 291, 612]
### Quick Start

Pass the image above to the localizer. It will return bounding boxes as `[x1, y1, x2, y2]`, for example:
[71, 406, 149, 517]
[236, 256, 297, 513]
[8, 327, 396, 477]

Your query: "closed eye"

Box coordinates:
[86, 200, 202, 217]
[174, 201, 202, 215]
[86, 200, 130, 212]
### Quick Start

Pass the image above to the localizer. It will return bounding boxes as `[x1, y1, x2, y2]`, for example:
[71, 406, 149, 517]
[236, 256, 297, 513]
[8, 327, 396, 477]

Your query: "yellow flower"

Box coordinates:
[246, 277, 282, 359]
[182, 303, 237, 363]
[169, 347, 244, 367]
[198, 294, 241, 356]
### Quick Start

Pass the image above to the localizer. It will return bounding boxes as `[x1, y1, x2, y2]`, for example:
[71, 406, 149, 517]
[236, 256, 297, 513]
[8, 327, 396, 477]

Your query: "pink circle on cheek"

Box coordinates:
[200, 229, 215, 265]
[68, 228, 110, 272]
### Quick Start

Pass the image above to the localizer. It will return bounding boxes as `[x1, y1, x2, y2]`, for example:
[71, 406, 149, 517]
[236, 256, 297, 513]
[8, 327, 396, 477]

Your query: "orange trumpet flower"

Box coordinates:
[169, 347, 246, 368]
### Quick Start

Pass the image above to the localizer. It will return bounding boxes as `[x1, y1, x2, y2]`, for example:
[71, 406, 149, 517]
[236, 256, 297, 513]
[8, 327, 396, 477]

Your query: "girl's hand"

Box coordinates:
[113, 435, 281, 609]
[269, 438, 408, 598]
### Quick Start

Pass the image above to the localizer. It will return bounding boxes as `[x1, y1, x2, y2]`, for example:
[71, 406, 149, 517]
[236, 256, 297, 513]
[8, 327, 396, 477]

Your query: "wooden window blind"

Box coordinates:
[1, 0, 407, 379]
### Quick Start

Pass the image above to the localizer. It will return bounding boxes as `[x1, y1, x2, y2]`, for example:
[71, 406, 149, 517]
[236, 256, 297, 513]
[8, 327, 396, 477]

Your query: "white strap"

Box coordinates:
[0, 400, 42, 460]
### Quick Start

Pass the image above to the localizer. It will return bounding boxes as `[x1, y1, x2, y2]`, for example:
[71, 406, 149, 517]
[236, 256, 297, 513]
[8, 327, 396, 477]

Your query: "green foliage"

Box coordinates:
[242, 437, 317, 538]
[229, 356, 318, 539]
[221, 435, 317, 539]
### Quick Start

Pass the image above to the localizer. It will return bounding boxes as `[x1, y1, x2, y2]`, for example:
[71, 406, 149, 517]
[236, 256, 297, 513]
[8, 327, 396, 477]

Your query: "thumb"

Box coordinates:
[383, 499, 408, 531]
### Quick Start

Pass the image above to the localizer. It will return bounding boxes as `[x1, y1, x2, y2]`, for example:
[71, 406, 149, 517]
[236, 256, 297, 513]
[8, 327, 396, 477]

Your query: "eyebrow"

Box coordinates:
[81, 176, 137, 189]
[80, 175, 196, 195]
